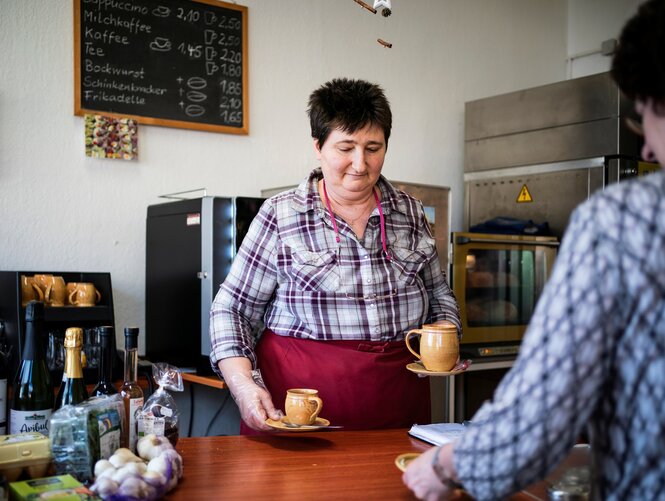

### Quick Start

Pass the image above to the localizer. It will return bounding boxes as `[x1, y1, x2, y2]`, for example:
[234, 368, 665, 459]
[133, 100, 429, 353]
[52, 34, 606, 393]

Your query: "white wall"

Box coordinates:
[2, 0, 635, 353]
[567, 0, 643, 78]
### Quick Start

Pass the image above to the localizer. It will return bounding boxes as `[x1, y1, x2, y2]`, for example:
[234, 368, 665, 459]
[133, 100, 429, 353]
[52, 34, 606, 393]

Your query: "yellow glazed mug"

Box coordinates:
[44, 276, 67, 307]
[285, 389, 323, 425]
[21, 275, 44, 306]
[405, 323, 459, 372]
[68, 282, 102, 307]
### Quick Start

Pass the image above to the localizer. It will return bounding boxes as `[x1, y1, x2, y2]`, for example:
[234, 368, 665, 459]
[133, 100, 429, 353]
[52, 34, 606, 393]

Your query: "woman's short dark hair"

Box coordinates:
[307, 78, 392, 147]
[611, 0, 665, 112]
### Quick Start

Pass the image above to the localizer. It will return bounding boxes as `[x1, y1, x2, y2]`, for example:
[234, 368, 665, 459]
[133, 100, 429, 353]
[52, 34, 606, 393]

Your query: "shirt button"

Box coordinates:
[374, 327, 380, 333]
[366, 278, 372, 284]
[364, 255, 369, 259]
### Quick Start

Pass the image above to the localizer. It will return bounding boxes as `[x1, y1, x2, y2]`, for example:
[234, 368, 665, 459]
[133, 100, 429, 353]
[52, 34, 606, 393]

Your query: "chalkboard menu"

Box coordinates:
[74, 0, 248, 134]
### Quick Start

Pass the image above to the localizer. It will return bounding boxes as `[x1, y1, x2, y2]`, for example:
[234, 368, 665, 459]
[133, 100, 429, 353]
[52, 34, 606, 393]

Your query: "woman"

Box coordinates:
[210, 78, 461, 433]
[404, 1, 665, 499]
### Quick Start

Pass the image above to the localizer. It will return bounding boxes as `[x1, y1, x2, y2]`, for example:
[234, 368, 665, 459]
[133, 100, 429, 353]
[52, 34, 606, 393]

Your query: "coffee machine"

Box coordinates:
[145, 196, 264, 374]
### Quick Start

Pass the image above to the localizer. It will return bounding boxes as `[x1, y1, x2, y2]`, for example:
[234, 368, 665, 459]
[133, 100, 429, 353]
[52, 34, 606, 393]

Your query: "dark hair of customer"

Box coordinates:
[307, 78, 393, 147]
[611, 0, 665, 111]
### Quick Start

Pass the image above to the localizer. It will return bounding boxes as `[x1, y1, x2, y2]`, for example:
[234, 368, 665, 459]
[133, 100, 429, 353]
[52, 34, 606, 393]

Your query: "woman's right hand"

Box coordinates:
[219, 358, 284, 431]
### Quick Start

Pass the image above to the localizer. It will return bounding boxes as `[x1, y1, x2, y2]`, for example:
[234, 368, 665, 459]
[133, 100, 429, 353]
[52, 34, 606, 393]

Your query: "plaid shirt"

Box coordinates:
[210, 168, 461, 372]
[454, 170, 665, 500]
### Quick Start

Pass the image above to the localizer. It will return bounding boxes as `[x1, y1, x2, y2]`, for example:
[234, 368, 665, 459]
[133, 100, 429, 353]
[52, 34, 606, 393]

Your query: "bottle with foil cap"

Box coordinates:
[10, 301, 53, 435]
[55, 327, 88, 409]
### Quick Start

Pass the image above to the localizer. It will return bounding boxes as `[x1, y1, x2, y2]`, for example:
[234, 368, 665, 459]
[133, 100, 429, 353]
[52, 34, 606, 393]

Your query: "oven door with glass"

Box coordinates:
[451, 232, 559, 358]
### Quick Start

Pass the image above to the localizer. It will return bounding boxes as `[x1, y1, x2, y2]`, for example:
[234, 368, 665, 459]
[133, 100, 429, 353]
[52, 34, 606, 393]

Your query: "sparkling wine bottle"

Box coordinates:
[55, 327, 88, 409]
[120, 327, 143, 452]
[91, 326, 118, 397]
[10, 301, 53, 436]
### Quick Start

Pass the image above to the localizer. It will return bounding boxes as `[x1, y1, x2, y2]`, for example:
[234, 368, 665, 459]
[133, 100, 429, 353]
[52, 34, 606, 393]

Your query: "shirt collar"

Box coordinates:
[291, 168, 410, 216]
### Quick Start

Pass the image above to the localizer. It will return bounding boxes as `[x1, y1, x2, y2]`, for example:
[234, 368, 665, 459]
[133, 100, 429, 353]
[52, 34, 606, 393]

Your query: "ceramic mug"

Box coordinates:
[68, 282, 102, 307]
[65, 282, 78, 304]
[405, 323, 459, 372]
[33, 274, 54, 295]
[44, 276, 67, 307]
[285, 389, 323, 425]
[21, 275, 44, 306]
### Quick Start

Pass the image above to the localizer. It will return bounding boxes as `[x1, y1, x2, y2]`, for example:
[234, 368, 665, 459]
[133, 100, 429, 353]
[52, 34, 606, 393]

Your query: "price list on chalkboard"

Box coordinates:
[74, 0, 248, 134]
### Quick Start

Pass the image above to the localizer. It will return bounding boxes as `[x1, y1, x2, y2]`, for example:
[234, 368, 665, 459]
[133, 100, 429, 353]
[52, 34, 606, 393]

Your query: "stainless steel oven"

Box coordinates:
[451, 232, 558, 358]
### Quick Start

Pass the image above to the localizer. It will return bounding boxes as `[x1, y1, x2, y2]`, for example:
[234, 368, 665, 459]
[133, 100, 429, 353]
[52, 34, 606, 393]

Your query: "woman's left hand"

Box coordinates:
[402, 446, 457, 501]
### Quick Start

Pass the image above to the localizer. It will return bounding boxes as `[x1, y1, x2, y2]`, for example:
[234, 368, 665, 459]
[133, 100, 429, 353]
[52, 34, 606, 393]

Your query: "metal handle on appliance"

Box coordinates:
[455, 235, 560, 247]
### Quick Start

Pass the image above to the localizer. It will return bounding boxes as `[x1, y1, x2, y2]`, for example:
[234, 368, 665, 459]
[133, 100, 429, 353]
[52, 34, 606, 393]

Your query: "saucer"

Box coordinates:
[394, 452, 420, 472]
[265, 417, 331, 432]
[406, 361, 467, 376]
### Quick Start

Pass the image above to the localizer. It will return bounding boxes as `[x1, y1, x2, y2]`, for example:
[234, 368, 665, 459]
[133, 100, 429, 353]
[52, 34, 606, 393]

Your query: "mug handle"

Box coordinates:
[307, 396, 323, 422]
[31, 282, 44, 301]
[44, 284, 53, 305]
[69, 289, 79, 306]
[95, 288, 102, 304]
[404, 330, 423, 361]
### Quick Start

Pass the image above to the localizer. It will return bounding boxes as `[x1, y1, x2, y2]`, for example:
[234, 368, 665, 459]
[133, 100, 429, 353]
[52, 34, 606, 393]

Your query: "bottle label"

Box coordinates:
[0, 378, 6, 434]
[128, 397, 144, 452]
[9, 408, 52, 436]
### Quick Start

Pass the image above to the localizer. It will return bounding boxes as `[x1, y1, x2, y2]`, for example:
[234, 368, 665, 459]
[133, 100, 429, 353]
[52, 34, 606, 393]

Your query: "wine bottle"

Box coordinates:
[55, 327, 88, 409]
[10, 301, 53, 436]
[91, 326, 118, 397]
[120, 327, 143, 452]
[0, 320, 8, 434]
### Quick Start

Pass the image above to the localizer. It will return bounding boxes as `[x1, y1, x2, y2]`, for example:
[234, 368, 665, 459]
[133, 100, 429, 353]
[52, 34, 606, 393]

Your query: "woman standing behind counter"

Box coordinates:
[210, 78, 461, 433]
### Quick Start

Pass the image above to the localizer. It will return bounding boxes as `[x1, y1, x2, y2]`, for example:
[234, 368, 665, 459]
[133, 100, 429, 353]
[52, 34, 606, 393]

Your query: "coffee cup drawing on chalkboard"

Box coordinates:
[150, 37, 172, 52]
[153, 6, 170, 17]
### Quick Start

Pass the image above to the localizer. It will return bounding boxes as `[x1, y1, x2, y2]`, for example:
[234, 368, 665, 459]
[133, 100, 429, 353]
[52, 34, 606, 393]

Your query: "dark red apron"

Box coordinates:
[240, 329, 430, 435]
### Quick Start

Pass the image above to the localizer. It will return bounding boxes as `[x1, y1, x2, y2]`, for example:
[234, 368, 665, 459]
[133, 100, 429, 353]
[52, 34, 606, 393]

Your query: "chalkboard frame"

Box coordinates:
[73, 0, 249, 135]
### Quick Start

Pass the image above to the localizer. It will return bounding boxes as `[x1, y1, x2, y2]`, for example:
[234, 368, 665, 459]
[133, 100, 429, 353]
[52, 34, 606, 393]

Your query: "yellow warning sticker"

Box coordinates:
[516, 184, 533, 203]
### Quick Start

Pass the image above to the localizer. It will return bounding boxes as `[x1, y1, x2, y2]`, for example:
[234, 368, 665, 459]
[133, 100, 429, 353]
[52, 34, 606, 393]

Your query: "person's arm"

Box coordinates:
[209, 200, 282, 430]
[218, 357, 283, 431]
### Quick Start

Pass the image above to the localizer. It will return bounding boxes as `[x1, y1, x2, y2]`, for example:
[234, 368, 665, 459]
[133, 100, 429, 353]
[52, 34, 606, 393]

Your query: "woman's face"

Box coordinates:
[315, 123, 386, 200]
[637, 99, 665, 165]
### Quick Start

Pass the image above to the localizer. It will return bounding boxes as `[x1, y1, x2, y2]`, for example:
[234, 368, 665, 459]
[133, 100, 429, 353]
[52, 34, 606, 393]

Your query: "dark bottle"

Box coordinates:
[0, 320, 8, 434]
[10, 301, 53, 435]
[55, 327, 88, 409]
[91, 326, 118, 397]
[120, 327, 143, 452]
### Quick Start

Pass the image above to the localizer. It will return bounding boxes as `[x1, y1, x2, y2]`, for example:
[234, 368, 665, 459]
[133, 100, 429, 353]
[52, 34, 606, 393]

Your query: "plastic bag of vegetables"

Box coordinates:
[136, 363, 183, 447]
[91, 433, 183, 500]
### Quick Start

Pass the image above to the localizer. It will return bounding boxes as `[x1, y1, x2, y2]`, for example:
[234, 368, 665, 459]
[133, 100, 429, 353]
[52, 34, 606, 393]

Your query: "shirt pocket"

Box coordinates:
[390, 236, 437, 285]
[289, 248, 341, 292]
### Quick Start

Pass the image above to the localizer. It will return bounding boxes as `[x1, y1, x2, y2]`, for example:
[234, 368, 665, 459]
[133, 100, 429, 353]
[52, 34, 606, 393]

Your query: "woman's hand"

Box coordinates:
[402, 444, 458, 501]
[219, 358, 284, 431]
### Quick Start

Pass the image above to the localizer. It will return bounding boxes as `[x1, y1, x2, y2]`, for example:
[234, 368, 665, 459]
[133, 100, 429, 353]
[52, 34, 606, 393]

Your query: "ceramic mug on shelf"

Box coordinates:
[32, 274, 54, 296]
[405, 323, 459, 372]
[68, 282, 102, 307]
[21, 275, 44, 306]
[44, 276, 67, 307]
[285, 389, 323, 426]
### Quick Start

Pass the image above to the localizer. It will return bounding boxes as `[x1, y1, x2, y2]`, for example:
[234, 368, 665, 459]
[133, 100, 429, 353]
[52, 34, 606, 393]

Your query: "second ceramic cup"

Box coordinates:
[45, 276, 67, 307]
[405, 323, 459, 372]
[285, 389, 323, 425]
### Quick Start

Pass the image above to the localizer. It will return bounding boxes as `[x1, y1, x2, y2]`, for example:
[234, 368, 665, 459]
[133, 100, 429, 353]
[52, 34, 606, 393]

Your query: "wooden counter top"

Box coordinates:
[181, 372, 226, 389]
[169, 429, 558, 500]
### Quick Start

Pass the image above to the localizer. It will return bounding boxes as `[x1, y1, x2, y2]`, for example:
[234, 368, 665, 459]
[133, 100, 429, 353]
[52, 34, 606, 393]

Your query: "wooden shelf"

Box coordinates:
[182, 372, 226, 389]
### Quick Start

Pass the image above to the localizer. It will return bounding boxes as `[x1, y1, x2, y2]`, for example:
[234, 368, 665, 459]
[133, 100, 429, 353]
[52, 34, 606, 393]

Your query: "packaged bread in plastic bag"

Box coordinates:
[136, 363, 183, 446]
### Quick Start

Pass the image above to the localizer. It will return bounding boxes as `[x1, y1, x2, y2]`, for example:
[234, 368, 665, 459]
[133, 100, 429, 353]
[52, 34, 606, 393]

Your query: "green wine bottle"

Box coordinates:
[91, 326, 118, 397]
[10, 301, 53, 435]
[55, 327, 88, 409]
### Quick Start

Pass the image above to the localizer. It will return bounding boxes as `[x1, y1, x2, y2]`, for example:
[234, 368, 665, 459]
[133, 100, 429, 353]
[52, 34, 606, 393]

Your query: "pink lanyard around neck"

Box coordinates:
[322, 179, 392, 261]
